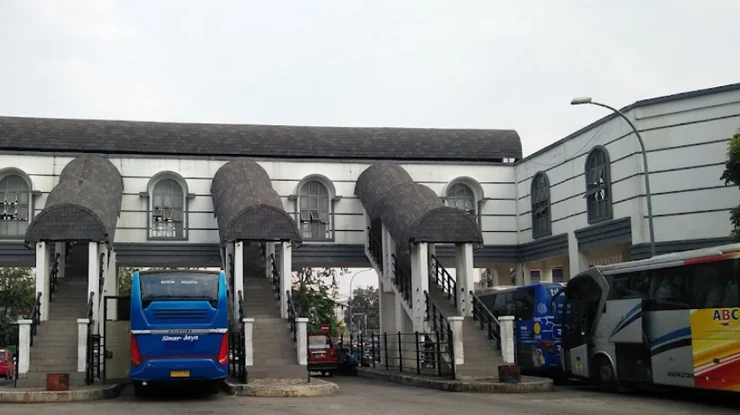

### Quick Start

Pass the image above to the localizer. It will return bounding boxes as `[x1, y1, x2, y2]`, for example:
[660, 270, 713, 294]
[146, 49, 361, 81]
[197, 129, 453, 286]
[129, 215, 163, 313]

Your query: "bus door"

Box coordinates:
[562, 274, 607, 378]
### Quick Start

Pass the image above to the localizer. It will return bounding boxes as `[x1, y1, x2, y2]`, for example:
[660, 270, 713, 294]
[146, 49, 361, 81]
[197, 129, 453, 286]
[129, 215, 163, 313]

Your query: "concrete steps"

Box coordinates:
[242, 246, 306, 380]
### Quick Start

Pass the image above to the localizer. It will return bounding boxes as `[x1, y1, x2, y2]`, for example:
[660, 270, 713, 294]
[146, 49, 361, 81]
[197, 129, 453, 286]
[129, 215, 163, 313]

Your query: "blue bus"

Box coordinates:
[130, 269, 229, 396]
[477, 283, 566, 379]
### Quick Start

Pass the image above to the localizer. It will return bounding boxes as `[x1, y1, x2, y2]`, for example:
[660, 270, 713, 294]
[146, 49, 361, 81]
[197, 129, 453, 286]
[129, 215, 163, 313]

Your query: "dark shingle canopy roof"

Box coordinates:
[211, 160, 301, 245]
[355, 163, 483, 248]
[25, 155, 123, 245]
[0, 116, 522, 162]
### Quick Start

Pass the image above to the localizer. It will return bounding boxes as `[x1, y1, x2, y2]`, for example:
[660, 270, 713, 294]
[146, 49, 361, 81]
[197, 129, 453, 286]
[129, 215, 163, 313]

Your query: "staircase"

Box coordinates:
[240, 245, 306, 380]
[427, 282, 504, 379]
[19, 275, 89, 387]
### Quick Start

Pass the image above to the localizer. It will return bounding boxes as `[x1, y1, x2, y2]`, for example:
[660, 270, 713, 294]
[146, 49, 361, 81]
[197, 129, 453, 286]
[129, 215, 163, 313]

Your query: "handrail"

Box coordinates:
[430, 255, 457, 305]
[270, 254, 281, 300]
[470, 290, 501, 347]
[391, 254, 411, 301]
[287, 290, 298, 343]
[423, 291, 451, 343]
[366, 226, 383, 272]
[237, 290, 245, 321]
[26, 292, 42, 346]
[86, 291, 95, 320]
[98, 253, 105, 305]
[49, 253, 61, 302]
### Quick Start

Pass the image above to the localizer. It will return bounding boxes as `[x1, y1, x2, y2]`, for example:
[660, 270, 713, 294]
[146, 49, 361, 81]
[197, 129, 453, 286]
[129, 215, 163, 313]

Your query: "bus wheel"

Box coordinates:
[593, 356, 617, 392]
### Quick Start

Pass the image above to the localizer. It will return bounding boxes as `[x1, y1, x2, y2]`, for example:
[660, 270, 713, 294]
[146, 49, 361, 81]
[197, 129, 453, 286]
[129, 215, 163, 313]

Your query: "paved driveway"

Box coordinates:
[3, 377, 739, 414]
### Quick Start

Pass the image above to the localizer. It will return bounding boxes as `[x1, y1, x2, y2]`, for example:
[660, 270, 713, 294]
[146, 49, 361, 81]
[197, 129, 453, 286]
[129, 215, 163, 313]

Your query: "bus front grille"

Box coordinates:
[151, 309, 209, 321]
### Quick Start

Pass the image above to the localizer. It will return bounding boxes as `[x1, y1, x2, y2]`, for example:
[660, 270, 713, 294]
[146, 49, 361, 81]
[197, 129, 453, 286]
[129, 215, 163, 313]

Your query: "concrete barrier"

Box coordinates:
[222, 378, 339, 397]
[358, 368, 553, 393]
[0, 383, 125, 403]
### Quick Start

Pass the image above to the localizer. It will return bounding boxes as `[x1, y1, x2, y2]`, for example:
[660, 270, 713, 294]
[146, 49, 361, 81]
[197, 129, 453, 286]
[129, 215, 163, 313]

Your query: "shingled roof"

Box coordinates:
[355, 163, 483, 249]
[25, 155, 123, 245]
[0, 116, 522, 162]
[211, 160, 301, 245]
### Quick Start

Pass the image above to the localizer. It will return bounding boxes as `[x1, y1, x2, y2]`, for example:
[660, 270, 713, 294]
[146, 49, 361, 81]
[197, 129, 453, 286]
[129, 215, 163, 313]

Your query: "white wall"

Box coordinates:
[515, 87, 740, 246]
[0, 156, 517, 245]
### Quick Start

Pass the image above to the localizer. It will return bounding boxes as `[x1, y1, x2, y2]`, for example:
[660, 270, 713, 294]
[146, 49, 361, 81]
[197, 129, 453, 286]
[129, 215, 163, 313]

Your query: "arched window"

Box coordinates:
[446, 183, 476, 217]
[0, 173, 31, 238]
[531, 172, 551, 238]
[299, 181, 330, 240]
[150, 178, 185, 239]
[585, 146, 613, 223]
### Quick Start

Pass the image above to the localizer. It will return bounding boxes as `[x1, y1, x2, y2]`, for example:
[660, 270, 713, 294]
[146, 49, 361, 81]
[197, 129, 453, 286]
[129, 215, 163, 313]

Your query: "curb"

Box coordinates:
[222, 378, 340, 397]
[357, 368, 554, 393]
[0, 383, 125, 403]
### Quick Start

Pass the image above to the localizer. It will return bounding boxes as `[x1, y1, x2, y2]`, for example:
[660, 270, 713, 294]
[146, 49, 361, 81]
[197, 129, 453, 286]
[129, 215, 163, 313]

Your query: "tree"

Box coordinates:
[345, 286, 379, 332]
[0, 267, 35, 346]
[291, 267, 347, 336]
[720, 128, 740, 239]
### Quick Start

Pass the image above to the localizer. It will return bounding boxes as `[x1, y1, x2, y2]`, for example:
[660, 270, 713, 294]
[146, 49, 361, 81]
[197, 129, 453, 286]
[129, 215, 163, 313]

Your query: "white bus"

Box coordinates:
[560, 243, 740, 392]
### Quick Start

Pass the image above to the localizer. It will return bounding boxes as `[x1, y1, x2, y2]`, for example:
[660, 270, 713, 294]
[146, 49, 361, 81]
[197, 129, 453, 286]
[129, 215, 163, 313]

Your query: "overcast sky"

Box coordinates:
[1, 0, 738, 157]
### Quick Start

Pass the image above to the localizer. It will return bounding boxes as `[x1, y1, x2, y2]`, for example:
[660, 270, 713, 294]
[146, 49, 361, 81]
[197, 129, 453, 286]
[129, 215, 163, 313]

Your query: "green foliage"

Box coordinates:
[0, 267, 35, 346]
[720, 128, 740, 239]
[345, 286, 379, 332]
[291, 267, 347, 336]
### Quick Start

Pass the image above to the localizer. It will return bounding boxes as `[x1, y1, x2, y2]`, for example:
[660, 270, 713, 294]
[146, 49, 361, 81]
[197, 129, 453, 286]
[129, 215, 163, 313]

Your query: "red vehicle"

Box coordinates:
[307, 325, 338, 377]
[0, 348, 15, 380]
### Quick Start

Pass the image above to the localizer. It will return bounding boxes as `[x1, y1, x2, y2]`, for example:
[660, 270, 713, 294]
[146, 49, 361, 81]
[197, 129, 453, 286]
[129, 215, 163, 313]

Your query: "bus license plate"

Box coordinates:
[170, 370, 190, 378]
[314, 353, 326, 358]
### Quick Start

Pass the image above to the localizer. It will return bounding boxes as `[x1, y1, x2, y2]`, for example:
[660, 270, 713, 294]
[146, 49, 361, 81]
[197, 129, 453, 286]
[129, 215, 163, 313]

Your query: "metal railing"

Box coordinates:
[49, 253, 61, 302]
[424, 291, 452, 345]
[430, 255, 456, 306]
[366, 226, 383, 272]
[85, 291, 103, 385]
[228, 253, 234, 288]
[391, 254, 411, 301]
[27, 292, 42, 346]
[270, 254, 281, 301]
[470, 290, 501, 348]
[287, 290, 297, 343]
[98, 253, 105, 302]
[359, 332, 455, 378]
[228, 290, 247, 383]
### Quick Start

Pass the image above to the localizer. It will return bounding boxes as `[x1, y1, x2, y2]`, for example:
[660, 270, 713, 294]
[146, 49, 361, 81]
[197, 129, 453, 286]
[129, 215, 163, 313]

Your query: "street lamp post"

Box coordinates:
[347, 268, 374, 333]
[571, 97, 656, 257]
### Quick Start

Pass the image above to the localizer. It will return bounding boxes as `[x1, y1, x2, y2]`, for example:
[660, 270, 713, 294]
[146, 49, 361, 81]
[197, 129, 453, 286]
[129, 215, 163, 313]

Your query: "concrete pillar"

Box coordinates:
[448, 316, 464, 366]
[88, 242, 100, 326]
[16, 319, 32, 375]
[454, 243, 474, 317]
[106, 250, 118, 321]
[35, 242, 51, 321]
[243, 318, 254, 367]
[234, 241, 244, 317]
[296, 317, 309, 365]
[54, 242, 66, 279]
[567, 231, 589, 279]
[77, 318, 90, 373]
[409, 242, 429, 333]
[514, 263, 529, 286]
[379, 282, 396, 337]
[264, 242, 275, 279]
[381, 223, 391, 281]
[499, 316, 516, 364]
[542, 268, 554, 283]
[279, 241, 292, 319]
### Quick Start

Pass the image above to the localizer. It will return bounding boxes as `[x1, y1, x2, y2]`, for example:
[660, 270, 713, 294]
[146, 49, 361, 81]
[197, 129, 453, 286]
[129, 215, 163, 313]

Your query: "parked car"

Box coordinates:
[0, 348, 15, 379]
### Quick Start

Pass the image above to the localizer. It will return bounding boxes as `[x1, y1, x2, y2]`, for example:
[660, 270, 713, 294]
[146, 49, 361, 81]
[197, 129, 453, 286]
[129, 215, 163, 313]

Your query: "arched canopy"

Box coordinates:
[355, 163, 483, 249]
[25, 155, 123, 244]
[211, 160, 301, 245]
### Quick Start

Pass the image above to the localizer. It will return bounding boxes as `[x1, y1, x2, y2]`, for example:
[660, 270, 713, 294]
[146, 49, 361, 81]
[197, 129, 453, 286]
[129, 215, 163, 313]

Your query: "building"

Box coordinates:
[1, 81, 739, 383]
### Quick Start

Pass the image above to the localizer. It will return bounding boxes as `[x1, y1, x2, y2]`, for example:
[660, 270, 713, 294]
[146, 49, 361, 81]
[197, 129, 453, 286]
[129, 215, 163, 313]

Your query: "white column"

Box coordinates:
[409, 242, 429, 333]
[54, 242, 66, 279]
[448, 316, 464, 366]
[35, 242, 50, 321]
[97, 244, 108, 334]
[279, 241, 292, 319]
[16, 319, 32, 374]
[264, 242, 275, 279]
[379, 283, 396, 336]
[567, 231, 589, 278]
[77, 318, 90, 373]
[88, 242, 100, 327]
[243, 318, 254, 367]
[454, 243, 475, 317]
[234, 241, 244, 317]
[499, 316, 516, 364]
[107, 251, 118, 321]
[296, 317, 308, 365]
[514, 263, 529, 286]
[381, 223, 391, 282]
